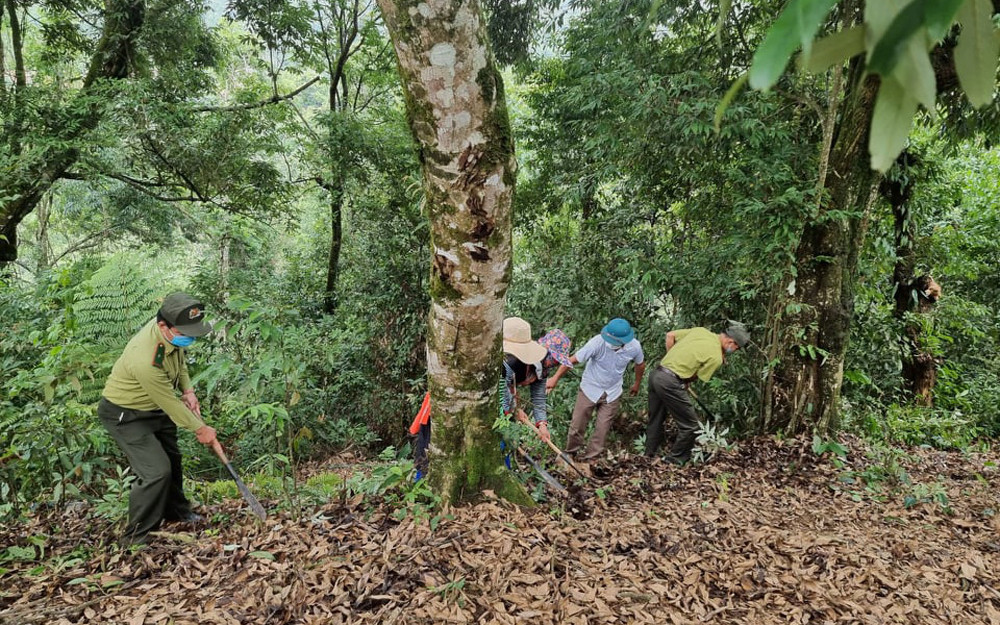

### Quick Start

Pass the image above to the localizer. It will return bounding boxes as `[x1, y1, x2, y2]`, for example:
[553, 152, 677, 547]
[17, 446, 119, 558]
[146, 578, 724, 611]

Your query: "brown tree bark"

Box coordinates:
[762, 45, 880, 435]
[760, 0, 990, 432]
[883, 152, 940, 406]
[0, 0, 145, 266]
[324, 182, 345, 314]
[377, 0, 530, 505]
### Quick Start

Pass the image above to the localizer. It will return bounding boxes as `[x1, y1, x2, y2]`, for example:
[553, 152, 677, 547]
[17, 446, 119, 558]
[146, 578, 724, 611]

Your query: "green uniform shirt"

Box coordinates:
[102, 318, 205, 431]
[660, 327, 724, 383]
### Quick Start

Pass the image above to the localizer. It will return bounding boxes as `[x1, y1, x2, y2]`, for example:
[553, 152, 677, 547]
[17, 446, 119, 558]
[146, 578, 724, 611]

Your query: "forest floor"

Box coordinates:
[2, 436, 1000, 625]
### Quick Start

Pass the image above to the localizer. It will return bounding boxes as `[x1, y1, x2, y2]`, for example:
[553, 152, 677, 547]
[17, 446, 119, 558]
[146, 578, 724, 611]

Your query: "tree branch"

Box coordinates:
[191, 75, 321, 113]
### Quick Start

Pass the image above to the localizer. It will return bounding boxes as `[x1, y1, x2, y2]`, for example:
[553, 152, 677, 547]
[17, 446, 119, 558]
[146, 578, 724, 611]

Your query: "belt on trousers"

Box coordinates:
[99, 397, 166, 420]
[655, 364, 677, 376]
[656, 365, 694, 383]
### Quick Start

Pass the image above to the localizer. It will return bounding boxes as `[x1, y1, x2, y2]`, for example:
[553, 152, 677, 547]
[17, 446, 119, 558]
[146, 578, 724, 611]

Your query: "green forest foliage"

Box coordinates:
[1, 0, 999, 517]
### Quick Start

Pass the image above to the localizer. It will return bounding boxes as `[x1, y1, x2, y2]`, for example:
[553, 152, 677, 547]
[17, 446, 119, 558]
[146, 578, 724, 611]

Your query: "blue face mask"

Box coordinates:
[169, 335, 195, 348]
[724, 345, 736, 355]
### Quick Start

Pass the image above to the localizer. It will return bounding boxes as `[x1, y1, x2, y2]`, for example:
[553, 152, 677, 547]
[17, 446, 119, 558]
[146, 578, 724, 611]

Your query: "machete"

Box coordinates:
[212, 440, 267, 520]
[515, 409, 588, 481]
[688, 389, 719, 422]
[516, 446, 566, 492]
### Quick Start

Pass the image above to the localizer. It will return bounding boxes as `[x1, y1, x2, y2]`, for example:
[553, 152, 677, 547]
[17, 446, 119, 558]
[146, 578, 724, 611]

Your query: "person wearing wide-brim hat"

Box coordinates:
[644, 323, 750, 464]
[502, 317, 552, 443]
[97, 292, 218, 546]
[546, 318, 646, 462]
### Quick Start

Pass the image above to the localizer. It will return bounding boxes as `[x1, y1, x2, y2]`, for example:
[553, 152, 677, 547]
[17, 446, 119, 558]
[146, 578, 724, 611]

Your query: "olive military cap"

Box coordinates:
[159, 292, 212, 337]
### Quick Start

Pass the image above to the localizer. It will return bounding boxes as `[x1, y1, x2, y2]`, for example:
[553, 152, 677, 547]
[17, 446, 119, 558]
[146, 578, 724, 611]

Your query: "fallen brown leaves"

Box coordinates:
[2, 436, 999, 624]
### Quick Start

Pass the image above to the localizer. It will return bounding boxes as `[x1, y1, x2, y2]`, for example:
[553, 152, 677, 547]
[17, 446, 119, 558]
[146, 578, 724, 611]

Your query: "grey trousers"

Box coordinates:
[565, 389, 621, 462]
[98, 398, 193, 542]
[645, 366, 700, 463]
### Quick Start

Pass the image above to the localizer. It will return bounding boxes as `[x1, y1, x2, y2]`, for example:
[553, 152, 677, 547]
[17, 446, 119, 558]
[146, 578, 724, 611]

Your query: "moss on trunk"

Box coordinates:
[763, 57, 880, 436]
[379, 0, 528, 506]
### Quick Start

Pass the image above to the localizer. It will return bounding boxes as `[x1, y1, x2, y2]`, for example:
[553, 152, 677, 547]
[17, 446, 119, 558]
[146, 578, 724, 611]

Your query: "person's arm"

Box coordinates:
[528, 378, 551, 442]
[501, 361, 516, 415]
[181, 388, 201, 417]
[665, 331, 677, 351]
[630, 361, 646, 396]
[545, 356, 578, 393]
[697, 356, 722, 383]
[130, 362, 217, 444]
[529, 378, 547, 423]
[177, 359, 201, 416]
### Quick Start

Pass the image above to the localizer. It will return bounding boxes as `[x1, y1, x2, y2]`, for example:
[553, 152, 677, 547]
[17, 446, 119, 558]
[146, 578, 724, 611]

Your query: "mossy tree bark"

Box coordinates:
[884, 151, 939, 406]
[377, 0, 530, 505]
[0, 0, 145, 266]
[761, 0, 986, 433]
[762, 50, 880, 436]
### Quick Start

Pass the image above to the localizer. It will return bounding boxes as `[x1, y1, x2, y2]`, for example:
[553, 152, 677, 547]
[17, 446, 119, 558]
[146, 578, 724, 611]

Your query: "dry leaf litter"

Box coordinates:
[2, 436, 999, 624]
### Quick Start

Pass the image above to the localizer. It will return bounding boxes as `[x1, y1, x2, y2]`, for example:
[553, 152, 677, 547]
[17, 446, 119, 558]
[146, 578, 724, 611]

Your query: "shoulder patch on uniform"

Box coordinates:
[153, 343, 165, 368]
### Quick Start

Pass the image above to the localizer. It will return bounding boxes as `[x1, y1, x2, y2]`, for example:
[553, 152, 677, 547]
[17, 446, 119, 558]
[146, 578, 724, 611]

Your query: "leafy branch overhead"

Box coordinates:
[721, 0, 1000, 171]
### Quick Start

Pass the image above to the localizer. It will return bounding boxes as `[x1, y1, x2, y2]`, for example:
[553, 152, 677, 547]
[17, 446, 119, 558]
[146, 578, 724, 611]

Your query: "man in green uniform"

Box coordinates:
[644, 324, 750, 464]
[98, 292, 217, 545]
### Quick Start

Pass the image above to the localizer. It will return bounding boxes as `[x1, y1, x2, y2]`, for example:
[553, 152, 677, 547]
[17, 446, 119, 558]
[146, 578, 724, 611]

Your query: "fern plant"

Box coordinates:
[74, 254, 160, 350]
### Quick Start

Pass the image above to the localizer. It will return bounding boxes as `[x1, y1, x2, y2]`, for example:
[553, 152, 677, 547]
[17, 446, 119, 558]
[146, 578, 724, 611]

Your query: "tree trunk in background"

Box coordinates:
[884, 151, 939, 405]
[34, 194, 51, 274]
[762, 52, 880, 436]
[378, 0, 530, 505]
[314, 0, 366, 314]
[0, 0, 145, 267]
[324, 183, 345, 314]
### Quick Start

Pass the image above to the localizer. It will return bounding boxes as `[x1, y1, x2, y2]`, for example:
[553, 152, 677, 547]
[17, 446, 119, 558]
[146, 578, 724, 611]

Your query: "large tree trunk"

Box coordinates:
[762, 54, 880, 436]
[378, 0, 530, 505]
[0, 0, 145, 266]
[884, 151, 939, 405]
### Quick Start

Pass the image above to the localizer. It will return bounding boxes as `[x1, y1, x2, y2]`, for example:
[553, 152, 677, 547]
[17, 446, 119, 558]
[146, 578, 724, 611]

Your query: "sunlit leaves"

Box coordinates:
[743, 0, 1000, 172]
[924, 0, 967, 40]
[954, 0, 1000, 108]
[866, 1, 928, 78]
[800, 26, 865, 74]
[869, 79, 919, 173]
[748, 0, 838, 90]
[865, 0, 936, 171]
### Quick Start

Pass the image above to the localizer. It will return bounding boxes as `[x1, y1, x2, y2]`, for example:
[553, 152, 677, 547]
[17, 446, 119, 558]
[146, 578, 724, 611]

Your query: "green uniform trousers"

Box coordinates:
[98, 398, 193, 542]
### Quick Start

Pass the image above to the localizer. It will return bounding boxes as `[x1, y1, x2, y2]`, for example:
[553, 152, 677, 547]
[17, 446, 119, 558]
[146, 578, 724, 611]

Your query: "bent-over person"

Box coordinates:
[644, 324, 749, 464]
[98, 292, 217, 546]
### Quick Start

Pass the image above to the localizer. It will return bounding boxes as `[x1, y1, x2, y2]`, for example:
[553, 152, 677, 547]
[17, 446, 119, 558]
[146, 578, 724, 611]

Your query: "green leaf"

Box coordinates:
[714, 72, 748, 132]
[955, 0, 1000, 108]
[801, 26, 865, 73]
[249, 550, 275, 560]
[811, 434, 824, 455]
[868, 0, 927, 77]
[749, 0, 839, 90]
[869, 78, 918, 172]
[924, 0, 966, 40]
[892, 34, 939, 114]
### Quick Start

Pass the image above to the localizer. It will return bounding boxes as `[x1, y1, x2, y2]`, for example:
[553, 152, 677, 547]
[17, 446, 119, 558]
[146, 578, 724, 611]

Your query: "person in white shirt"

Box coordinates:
[546, 318, 645, 462]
